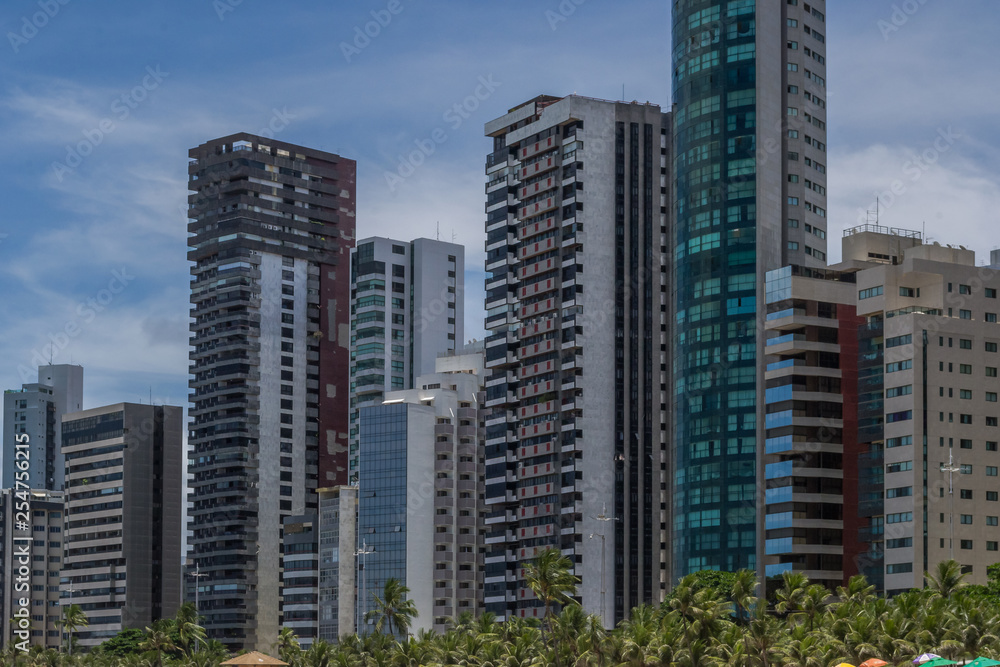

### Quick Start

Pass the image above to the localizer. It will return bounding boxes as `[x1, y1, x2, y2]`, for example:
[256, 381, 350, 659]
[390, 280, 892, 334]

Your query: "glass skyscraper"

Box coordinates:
[671, 0, 828, 577]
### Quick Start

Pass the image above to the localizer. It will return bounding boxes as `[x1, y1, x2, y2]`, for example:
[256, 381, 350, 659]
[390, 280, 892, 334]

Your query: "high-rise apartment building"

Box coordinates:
[2, 364, 83, 490]
[187, 133, 356, 649]
[764, 225, 1000, 593]
[0, 489, 64, 651]
[349, 236, 464, 483]
[357, 348, 485, 635]
[60, 403, 183, 649]
[671, 0, 828, 578]
[483, 95, 670, 625]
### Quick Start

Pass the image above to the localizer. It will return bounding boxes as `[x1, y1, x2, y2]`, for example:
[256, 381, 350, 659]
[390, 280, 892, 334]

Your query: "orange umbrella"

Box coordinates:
[861, 660, 888, 667]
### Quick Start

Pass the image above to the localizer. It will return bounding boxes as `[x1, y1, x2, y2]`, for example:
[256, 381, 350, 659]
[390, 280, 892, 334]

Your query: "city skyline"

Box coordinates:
[0, 1, 998, 414]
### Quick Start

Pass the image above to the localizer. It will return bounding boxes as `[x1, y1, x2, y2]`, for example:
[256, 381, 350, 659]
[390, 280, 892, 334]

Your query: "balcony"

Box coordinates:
[519, 236, 558, 261]
[518, 461, 555, 481]
[519, 216, 557, 241]
[519, 257, 558, 280]
[518, 338, 556, 360]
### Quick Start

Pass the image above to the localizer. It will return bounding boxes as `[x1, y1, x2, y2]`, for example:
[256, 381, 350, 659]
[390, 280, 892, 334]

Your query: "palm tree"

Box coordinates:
[274, 626, 302, 665]
[799, 584, 832, 632]
[730, 569, 759, 626]
[742, 604, 784, 667]
[775, 571, 809, 621]
[522, 547, 580, 636]
[58, 604, 89, 656]
[140, 619, 178, 667]
[926, 559, 969, 597]
[365, 578, 418, 638]
[174, 601, 206, 656]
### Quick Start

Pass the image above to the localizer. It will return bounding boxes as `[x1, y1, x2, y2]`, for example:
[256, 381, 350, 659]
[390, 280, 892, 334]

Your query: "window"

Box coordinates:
[989, 517, 999, 526]
[886, 512, 912, 523]
[989, 441, 998, 451]
[392, 244, 405, 254]
[989, 342, 999, 353]
[886, 537, 912, 549]
[886, 435, 913, 448]
[961, 465, 973, 475]
[886, 487, 913, 499]
[960, 390, 972, 400]
[990, 542, 999, 552]
[960, 490, 973, 499]
[886, 460, 912, 473]
[960, 284, 972, 295]
[886, 334, 912, 348]
[990, 491, 999, 501]
[859, 286, 884, 300]
[961, 515, 973, 525]
[961, 439, 973, 449]
[886, 385, 912, 398]
[960, 309, 972, 320]
[961, 540, 974, 550]
[887, 410, 912, 423]
[988, 288, 998, 298]
[960, 339, 973, 349]
[989, 367, 998, 377]
[899, 287, 917, 297]
[988, 313, 998, 323]
[961, 364, 972, 374]
[886, 360, 912, 373]
[989, 466, 999, 476]
[887, 563, 913, 574]
[961, 414, 973, 424]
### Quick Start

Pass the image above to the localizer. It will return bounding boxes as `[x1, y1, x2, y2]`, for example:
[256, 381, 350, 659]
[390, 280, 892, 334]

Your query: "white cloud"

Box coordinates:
[828, 142, 1000, 263]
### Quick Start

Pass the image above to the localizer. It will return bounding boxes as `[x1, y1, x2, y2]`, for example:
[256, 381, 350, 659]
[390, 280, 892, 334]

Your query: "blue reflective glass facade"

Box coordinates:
[357, 404, 408, 638]
[672, 0, 760, 577]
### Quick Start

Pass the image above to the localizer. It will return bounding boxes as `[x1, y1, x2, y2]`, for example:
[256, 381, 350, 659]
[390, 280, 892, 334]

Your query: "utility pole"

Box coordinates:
[942, 450, 960, 560]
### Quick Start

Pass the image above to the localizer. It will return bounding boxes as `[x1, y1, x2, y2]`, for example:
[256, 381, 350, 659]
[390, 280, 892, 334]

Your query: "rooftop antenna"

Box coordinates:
[622, 84, 625, 101]
[452, 228, 457, 243]
[436, 221, 440, 241]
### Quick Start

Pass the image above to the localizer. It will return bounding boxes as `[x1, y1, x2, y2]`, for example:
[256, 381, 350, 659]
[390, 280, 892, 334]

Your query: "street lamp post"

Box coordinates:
[589, 503, 616, 628]
[355, 540, 375, 634]
[942, 450, 960, 559]
[188, 565, 207, 652]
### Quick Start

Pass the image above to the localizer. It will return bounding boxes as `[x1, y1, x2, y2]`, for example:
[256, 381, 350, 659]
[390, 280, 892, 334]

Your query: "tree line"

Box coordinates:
[7, 551, 1000, 666]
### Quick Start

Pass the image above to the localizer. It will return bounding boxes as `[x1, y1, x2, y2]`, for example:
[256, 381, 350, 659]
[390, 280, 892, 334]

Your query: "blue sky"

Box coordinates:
[0, 0, 997, 412]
